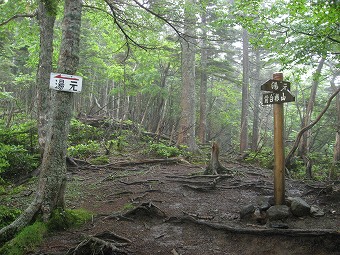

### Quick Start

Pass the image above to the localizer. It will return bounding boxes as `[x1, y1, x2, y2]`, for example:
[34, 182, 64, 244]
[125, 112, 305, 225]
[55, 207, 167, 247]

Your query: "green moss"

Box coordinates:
[47, 208, 93, 231]
[89, 155, 109, 165]
[0, 222, 47, 255]
[122, 202, 135, 211]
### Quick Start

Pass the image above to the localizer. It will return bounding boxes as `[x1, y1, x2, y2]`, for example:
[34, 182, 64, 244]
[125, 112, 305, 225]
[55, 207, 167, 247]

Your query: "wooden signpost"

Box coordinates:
[261, 73, 295, 205]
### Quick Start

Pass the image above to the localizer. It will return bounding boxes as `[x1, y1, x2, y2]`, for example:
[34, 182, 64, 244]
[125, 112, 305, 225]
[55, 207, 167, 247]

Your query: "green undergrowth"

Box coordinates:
[0, 221, 47, 255]
[0, 208, 93, 255]
[0, 206, 22, 229]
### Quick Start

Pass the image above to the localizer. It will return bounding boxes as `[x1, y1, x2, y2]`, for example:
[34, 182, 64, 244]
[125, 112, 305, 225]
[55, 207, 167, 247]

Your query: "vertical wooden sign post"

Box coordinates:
[272, 73, 285, 205]
[261, 73, 295, 205]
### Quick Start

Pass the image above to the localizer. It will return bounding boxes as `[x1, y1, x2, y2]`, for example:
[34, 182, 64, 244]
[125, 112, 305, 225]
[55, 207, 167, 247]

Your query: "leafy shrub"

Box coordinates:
[0, 120, 38, 151]
[0, 120, 39, 181]
[244, 147, 274, 169]
[0, 143, 39, 179]
[67, 140, 100, 159]
[0, 205, 21, 228]
[69, 119, 103, 145]
[89, 155, 109, 165]
[148, 142, 183, 157]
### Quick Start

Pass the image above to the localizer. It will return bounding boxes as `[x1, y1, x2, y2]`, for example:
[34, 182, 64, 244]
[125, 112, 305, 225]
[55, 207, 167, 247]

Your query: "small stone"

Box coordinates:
[290, 197, 310, 217]
[287, 189, 303, 197]
[253, 208, 267, 224]
[256, 196, 271, 211]
[310, 205, 325, 217]
[266, 205, 291, 220]
[240, 204, 255, 219]
[268, 220, 289, 229]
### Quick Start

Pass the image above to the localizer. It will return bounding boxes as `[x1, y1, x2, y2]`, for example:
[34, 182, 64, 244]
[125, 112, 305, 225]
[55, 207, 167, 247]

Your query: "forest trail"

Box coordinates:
[31, 158, 340, 255]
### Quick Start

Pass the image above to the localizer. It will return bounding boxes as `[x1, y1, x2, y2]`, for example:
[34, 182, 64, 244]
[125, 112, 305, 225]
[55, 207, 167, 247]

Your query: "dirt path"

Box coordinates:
[34, 160, 340, 255]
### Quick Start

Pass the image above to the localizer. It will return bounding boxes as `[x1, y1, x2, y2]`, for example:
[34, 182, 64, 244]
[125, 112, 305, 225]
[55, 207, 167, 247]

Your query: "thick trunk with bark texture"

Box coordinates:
[36, 1, 56, 152]
[0, 0, 82, 243]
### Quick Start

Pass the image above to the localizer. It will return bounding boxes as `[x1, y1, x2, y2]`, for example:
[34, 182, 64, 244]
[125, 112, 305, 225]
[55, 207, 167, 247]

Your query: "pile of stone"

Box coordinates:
[240, 196, 325, 228]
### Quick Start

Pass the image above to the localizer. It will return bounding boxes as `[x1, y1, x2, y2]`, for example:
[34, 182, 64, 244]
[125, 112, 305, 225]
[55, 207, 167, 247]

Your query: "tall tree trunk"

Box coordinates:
[298, 58, 325, 178]
[251, 49, 261, 151]
[0, 0, 82, 244]
[177, 0, 198, 152]
[36, 1, 56, 153]
[240, 29, 250, 153]
[331, 73, 340, 178]
[198, 7, 208, 144]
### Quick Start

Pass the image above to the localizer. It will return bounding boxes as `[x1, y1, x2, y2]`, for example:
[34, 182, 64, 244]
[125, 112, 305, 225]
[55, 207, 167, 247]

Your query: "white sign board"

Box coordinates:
[50, 73, 83, 93]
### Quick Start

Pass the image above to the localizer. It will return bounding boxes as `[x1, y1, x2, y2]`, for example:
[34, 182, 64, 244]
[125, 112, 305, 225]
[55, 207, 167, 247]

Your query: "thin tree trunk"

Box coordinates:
[285, 86, 340, 168]
[198, 7, 208, 144]
[240, 29, 249, 153]
[298, 58, 325, 178]
[330, 73, 340, 178]
[177, 0, 198, 152]
[251, 49, 261, 150]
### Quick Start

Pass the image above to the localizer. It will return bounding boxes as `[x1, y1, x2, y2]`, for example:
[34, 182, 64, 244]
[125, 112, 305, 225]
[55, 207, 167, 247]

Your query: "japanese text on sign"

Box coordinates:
[50, 73, 83, 93]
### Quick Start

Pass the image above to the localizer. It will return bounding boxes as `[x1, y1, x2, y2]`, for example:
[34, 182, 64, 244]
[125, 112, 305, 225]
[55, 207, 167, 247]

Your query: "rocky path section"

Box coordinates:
[34, 160, 340, 255]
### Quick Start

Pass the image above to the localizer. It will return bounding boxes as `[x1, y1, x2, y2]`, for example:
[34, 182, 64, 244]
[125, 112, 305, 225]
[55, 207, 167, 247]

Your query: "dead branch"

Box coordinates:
[0, 11, 37, 26]
[94, 231, 132, 245]
[285, 86, 340, 167]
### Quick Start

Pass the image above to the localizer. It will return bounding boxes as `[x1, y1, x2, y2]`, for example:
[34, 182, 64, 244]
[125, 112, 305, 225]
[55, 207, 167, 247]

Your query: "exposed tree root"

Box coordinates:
[0, 196, 42, 245]
[166, 215, 340, 238]
[66, 235, 128, 255]
[71, 157, 188, 171]
[107, 202, 167, 221]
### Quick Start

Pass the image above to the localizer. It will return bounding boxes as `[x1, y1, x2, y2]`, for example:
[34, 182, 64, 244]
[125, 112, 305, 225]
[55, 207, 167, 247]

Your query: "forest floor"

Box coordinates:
[6, 154, 340, 255]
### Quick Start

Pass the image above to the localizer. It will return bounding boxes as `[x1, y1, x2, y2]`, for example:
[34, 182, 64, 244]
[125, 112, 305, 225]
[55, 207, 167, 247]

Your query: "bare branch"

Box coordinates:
[102, 0, 156, 51]
[285, 86, 340, 166]
[0, 11, 37, 27]
[131, 0, 183, 37]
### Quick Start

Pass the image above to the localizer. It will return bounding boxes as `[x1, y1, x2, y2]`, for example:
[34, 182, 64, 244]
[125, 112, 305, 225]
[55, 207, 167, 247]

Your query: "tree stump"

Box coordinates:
[204, 142, 229, 175]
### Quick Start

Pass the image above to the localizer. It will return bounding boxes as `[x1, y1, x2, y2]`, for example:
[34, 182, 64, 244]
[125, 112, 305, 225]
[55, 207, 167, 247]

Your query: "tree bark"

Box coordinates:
[0, 0, 82, 244]
[330, 73, 340, 179]
[240, 29, 250, 153]
[198, 7, 208, 144]
[251, 49, 261, 151]
[177, 0, 198, 152]
[36, 1, 56, 153]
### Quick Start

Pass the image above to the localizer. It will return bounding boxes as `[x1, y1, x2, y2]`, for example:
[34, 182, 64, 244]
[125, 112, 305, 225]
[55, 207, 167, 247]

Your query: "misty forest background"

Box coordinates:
[0, 0, 339, 186]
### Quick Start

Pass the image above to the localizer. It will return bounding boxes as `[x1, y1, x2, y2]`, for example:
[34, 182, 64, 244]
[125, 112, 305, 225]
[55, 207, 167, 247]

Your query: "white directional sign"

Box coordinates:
[50, 73, 83, 93]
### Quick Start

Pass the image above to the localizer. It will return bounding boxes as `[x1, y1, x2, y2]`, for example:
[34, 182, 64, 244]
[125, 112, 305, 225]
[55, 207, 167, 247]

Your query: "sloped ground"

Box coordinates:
[13, 158, 340, 254]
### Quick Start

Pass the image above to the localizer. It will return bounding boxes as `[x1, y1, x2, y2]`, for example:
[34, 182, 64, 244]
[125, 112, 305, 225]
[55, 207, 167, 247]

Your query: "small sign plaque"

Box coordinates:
[262, 90, 295, 105]
[261, 79, 291, 92]
[50, 73, 83, 93]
